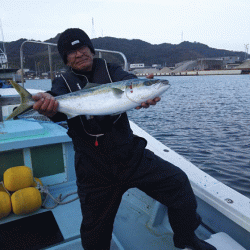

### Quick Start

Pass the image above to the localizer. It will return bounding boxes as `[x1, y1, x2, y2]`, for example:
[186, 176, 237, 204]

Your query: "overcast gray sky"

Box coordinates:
[1, 0, 250, 52]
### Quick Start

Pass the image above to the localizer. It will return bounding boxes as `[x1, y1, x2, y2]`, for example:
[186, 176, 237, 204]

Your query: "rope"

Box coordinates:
[0, 181, 11, 196]
[0, 179, 78, 210]
[36, 182, 79, 209]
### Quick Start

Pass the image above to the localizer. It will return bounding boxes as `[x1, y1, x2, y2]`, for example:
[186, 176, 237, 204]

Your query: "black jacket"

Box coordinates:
[49, 58, 146, 154]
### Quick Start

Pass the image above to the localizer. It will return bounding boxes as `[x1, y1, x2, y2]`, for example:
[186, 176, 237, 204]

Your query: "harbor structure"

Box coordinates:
[132, 56, 249, 76]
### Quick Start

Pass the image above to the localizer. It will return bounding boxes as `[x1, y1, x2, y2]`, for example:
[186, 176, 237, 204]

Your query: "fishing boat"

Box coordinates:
[0, 48, 21, 85]
[0, 41, 249, 250]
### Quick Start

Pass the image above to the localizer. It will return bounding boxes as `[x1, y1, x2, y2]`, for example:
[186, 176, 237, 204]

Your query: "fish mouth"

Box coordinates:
[161, 80, 169, 85]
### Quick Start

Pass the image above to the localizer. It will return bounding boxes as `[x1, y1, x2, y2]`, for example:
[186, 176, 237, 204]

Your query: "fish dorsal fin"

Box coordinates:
[111, 88, 124, 98]
[83, 82, 101, 89]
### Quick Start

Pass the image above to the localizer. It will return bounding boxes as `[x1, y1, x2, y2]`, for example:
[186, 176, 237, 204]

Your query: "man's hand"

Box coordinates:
[146, 73, 154, 79]
[135, 73, 161, 109]
[135, 97, 161, 109]
[32, 92, 58, 117]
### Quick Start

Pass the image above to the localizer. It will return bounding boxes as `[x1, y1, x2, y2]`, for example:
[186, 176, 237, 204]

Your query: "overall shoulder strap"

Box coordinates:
[61, 70, 88, 92]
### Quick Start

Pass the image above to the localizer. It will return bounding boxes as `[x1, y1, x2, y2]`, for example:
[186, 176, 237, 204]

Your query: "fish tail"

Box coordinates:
[6, 81, 33, 120]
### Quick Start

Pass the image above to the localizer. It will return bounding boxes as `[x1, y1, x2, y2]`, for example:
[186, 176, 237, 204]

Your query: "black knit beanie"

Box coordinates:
[57, 28, 95, 64]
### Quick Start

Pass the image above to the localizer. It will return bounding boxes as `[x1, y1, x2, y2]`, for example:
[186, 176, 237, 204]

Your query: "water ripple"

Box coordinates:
[128, 75, 250, 198]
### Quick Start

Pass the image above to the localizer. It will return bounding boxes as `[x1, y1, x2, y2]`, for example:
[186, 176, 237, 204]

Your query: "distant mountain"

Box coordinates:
[92, 38, 246, 67]
[1, 34, 246, 71]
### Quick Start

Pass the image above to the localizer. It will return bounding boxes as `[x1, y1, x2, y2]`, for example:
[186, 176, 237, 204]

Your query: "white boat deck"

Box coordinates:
[0, 120, 249, 249]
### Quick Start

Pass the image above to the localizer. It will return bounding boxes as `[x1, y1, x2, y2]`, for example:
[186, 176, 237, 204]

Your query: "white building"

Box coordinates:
[130, 63, 145, 69]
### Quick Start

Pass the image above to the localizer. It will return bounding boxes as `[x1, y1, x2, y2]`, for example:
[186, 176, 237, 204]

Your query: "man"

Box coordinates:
[33, 28, 216, 250]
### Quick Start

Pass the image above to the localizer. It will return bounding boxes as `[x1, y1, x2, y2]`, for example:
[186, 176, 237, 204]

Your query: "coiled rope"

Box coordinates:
[35, 181, 79, 209]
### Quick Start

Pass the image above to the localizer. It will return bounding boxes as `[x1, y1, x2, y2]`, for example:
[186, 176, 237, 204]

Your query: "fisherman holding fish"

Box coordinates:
[31, 29, 216, 250]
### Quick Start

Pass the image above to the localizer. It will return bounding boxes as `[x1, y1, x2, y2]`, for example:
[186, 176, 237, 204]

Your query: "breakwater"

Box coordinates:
[135, 69, 244, 77]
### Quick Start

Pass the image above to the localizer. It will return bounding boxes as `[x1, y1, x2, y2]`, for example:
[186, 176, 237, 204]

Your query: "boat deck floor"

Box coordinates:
[1, 181, 245, 250]
[43, 182, 212, 250]
[44, 187, 179, 250]
[114, 198, 176, 250]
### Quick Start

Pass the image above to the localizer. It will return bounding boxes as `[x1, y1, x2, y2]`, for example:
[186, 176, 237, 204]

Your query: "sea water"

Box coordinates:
[24, 75, 250, 198]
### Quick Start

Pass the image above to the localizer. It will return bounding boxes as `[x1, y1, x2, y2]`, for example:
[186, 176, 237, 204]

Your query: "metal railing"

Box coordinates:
[20, 40, 56, 86]
[20, 40, 128, 87]
[96, 49, 128, 71]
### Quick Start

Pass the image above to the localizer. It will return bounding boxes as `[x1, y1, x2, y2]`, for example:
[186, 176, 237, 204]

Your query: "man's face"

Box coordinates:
[66, 46, 94, 71]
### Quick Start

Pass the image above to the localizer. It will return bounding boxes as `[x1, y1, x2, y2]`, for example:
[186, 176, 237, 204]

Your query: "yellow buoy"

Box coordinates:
[0, 191, 12, 219]
[31, 177, 43, 187]
[4, 166, 33, 192]
[11, 187, 42, 215]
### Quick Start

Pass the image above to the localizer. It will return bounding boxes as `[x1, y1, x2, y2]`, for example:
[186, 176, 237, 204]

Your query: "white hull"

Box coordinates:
[0, 120, 249, 249]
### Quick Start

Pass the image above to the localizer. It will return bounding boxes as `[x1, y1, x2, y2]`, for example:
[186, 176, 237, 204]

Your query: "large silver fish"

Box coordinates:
[6, 78, 170, 120]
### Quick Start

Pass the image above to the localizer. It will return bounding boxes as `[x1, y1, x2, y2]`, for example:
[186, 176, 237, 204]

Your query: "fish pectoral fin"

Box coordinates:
[111, 88, 124, 98]
[83, 82, 101, 89]
[110, 112, 122, 116]
[65, 112, 78, 119]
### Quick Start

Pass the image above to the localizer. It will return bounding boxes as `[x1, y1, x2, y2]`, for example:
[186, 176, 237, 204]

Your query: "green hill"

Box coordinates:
[1, 34, 246, 71]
